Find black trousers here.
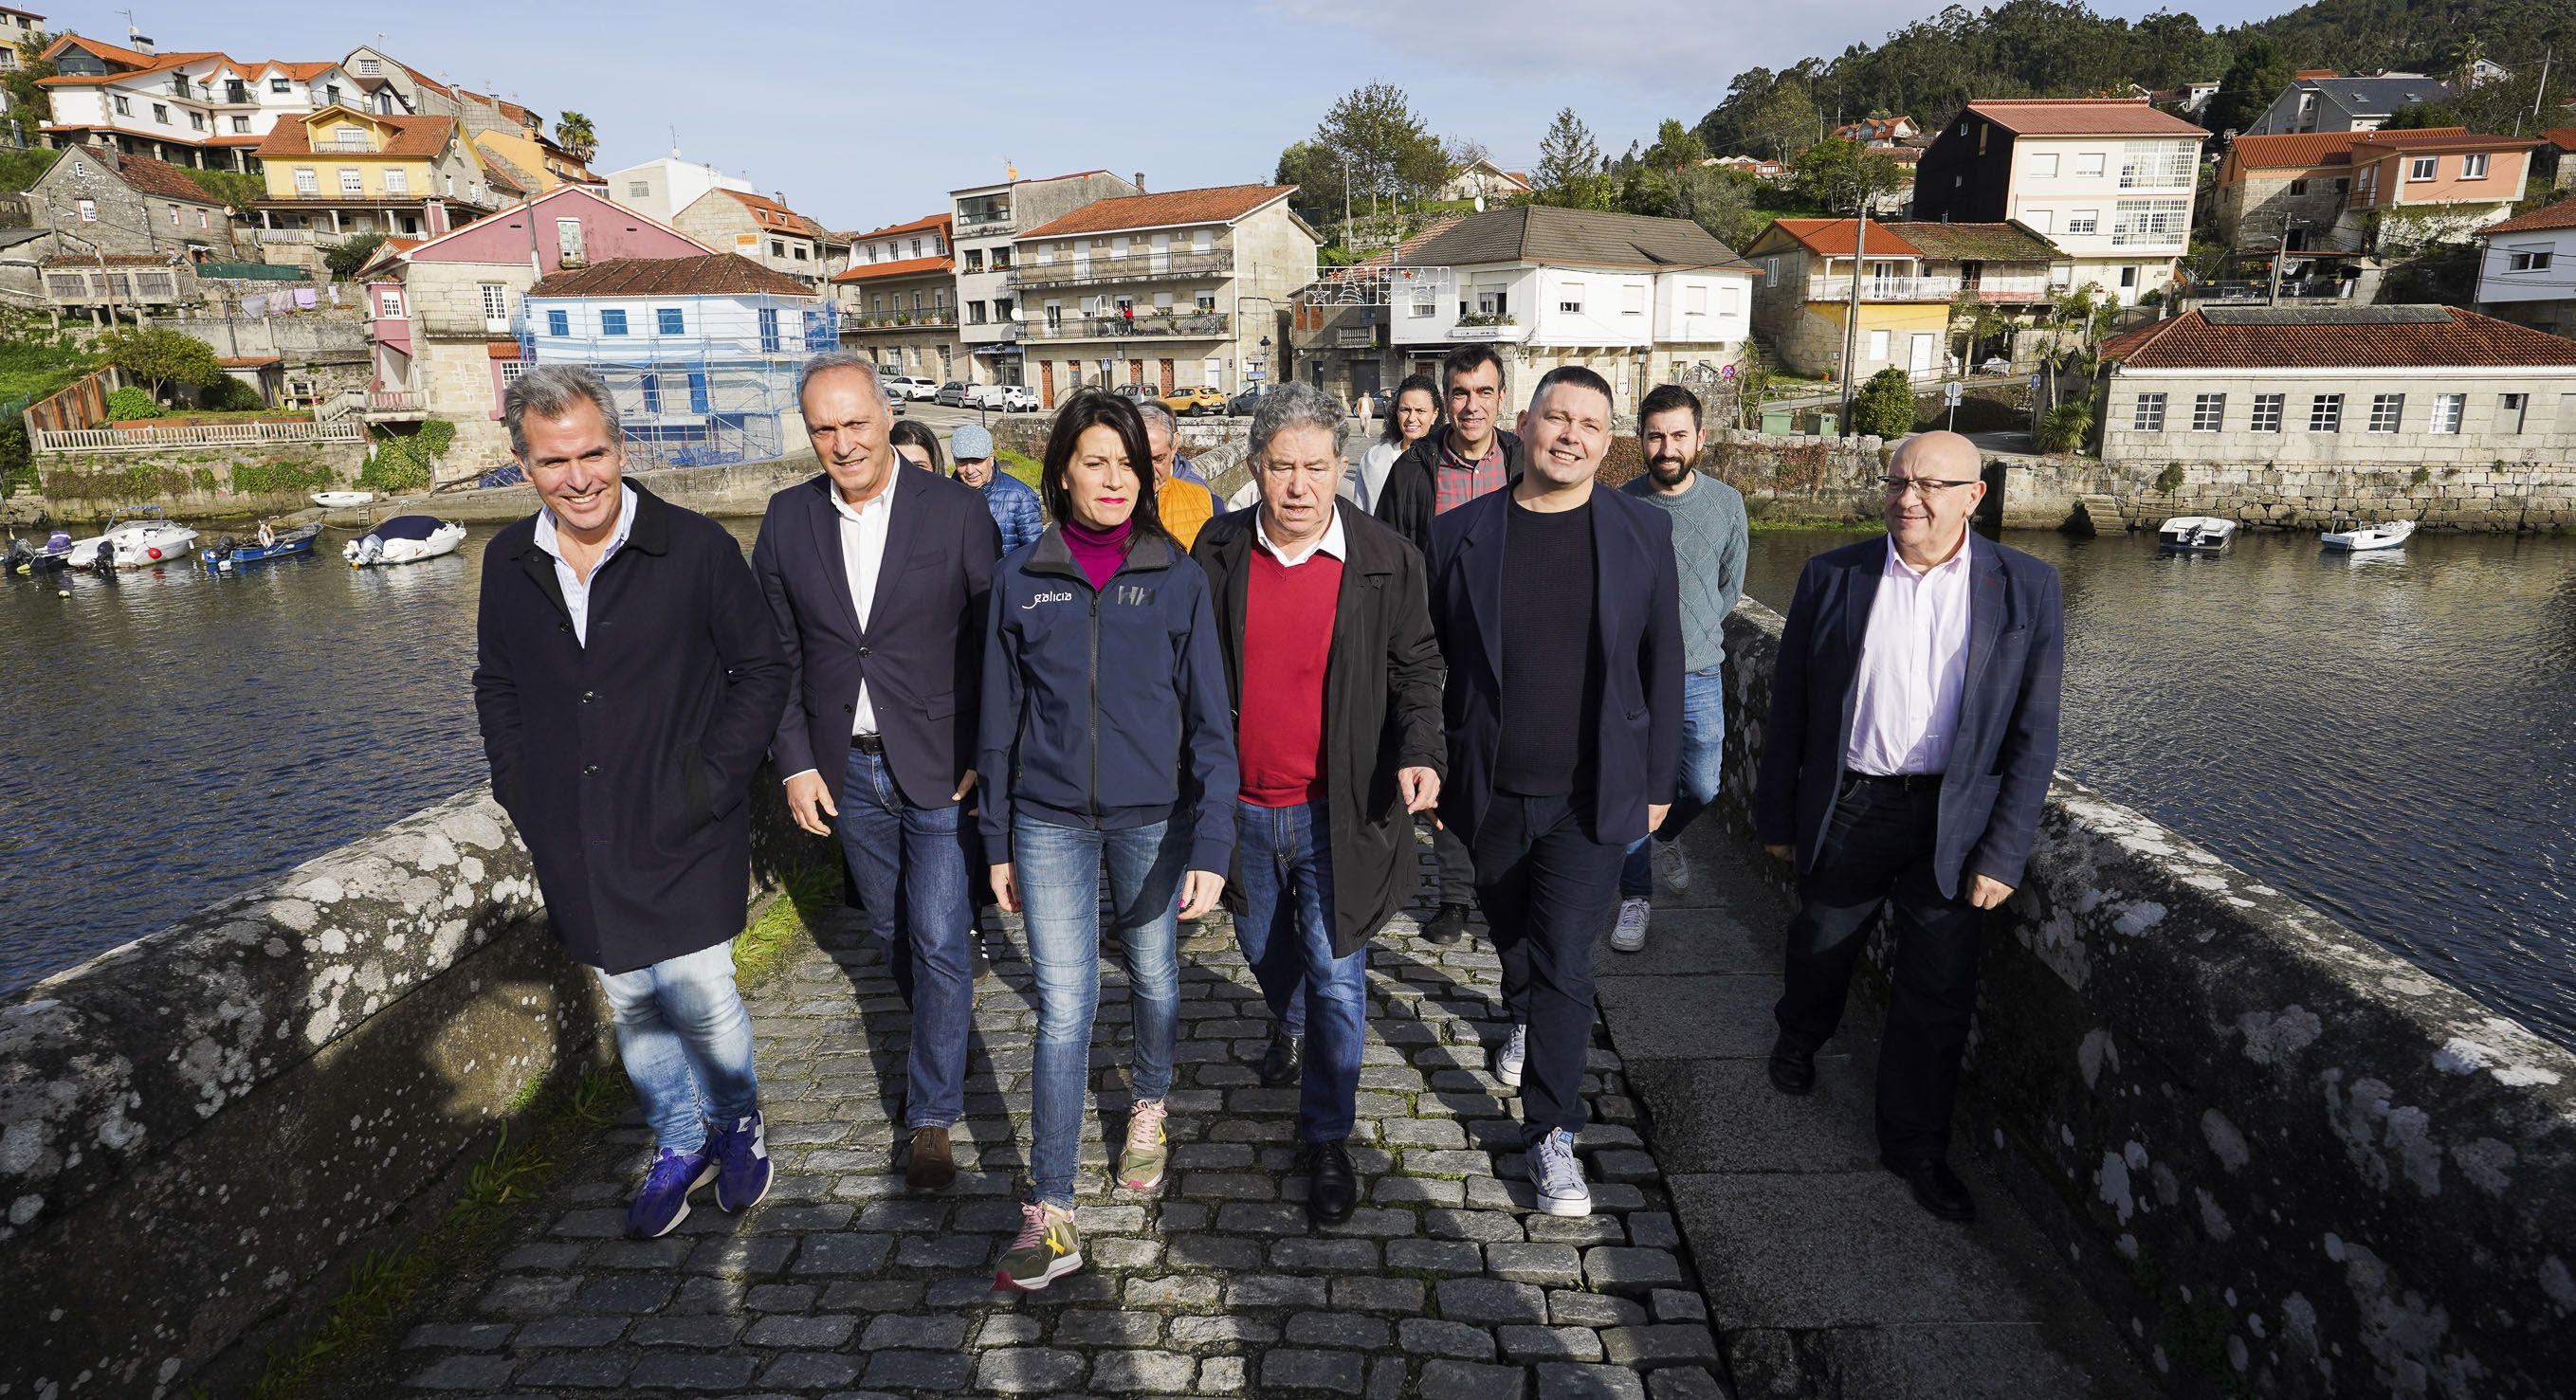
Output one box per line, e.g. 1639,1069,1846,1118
1473,792,1624,1144
1431,820,1477,906
1773,775,1984,1163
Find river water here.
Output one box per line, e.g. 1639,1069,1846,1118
4,518,2571,1046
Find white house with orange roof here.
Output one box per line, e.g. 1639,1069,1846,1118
672,187,844,288
832,212,961,385
35,34,354,172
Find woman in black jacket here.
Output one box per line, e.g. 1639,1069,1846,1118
977,391,1237,1291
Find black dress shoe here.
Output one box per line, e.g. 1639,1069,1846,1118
1259,1032,1303,1087
1301,1139,1358,1225
1767,1033,1816,1095
1885,1154,1976,1222
1421,902,1470,946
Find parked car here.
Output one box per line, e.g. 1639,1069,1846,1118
883,373,939,401
1227,384,1273,416
1157,385,1230,417
976,383,1040,412
935,381,976,408
1110,384,1156,404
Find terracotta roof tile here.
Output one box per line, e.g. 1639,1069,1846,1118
831,254,954,283
2101,305,2576,369
1020,184,1295,240
254,111,455,160
2480,196,2576,235
2224,127,2539,182
528,252,817,300
853,211,951,240
109,153,225,205
1760,218,1927,260
715,189,828,237
1965,99,2206,137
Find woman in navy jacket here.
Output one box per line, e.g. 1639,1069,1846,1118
978,391,1237,1291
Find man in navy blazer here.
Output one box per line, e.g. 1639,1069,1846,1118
1757,429,2063,1223
752,354,1001,1191
1427,365,1681,1219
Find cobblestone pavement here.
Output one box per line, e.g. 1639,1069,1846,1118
393,839,1727,1399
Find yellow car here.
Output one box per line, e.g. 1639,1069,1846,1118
1156,385,1231,417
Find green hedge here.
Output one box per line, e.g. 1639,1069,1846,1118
357,419,454,493
104,385,159,421
229,458,338,496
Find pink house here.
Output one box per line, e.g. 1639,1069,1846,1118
361,185,713,476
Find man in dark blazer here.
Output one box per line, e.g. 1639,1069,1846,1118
1192,381,1446,1224
1427,364,1681,1220
1758,429,2064,1224
752,354,1000,1192
472,365,789,1241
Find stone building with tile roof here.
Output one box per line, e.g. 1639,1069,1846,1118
672,188,846,290
2214,128,2543,254
1744,217,2060,381
24,146,243,262
831,213,961,387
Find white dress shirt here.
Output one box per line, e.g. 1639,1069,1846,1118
1253,500,1347,568
831,476,897,736
1845,531,1974,776
533,482,636,647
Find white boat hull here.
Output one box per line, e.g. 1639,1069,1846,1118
346,520,466,567
67,521,200,569
2321,519,2416,552
2156,516,2237,554
310,490,375,510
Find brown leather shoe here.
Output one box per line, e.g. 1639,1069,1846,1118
905,1125,957,1191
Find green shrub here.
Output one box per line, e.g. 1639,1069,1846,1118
356,419,455,493
2037,402,2092,454
201,376,265,411
104,385,160,421
1850,367,1917,440
229,458,338,495
2154,463,2186,494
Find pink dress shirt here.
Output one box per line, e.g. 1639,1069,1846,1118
1844,532,1974,776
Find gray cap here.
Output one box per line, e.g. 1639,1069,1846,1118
950,422,994,461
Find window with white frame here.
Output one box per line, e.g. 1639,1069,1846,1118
168,204,179,227
2309,393,2343,431
626,180,649,198
2191,393,2224,430
2250,393,2283,432
2408,156,2437,180
500,360,529,386
333,128,368,152
2118,141,2194,189
230,115,249,133
379,288,403,318
270,77,291,92
2074,152,2106,177
75,198,95,221
1763,256,1779,286
152,102,169,123
2029,152,2059,177
113,95,130,115
2499,392,2529,432
2367,393,2403,432
2462,153,2490,178
1867,328,1891,360
1621,284,1646,316
295,167,318,194
356,57,381,76
189,111,204,131
2111,200,2187,245
2132,392,2166,430
2430,393,2463,433
1195,291,1215,311
1409,291,1434,318
338,168,363,195
2065,209,2099,235
2505,246,2554,272
383,168,407,194
481,283,509,320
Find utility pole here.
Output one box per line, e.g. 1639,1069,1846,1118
2267,211,2295,305
1838,201,1868,437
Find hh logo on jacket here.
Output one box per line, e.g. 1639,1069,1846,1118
1113,583,1155,608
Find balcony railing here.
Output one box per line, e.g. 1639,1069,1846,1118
1803,273,2058,303
359,390,427,417
1021,311,1233,341
953,215,1015,240
845,310,959,330
1010,249,1233,292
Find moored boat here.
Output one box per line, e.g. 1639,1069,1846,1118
202,520,321,570
2321,518,2416,553
5,530,74,573
2156,516,2237,554
345,515,466,568
310,490,375,510
67,507,199,571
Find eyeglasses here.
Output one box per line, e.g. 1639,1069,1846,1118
1879,476,1979,499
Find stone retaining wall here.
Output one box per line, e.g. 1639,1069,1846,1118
0,781,814,1397
1998,459,2576,535
1715,600,2576,1398
35,441,370,522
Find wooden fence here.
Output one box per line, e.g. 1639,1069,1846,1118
23,367,128,435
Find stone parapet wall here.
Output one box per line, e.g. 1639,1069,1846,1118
1715,600,2576,1398
0,782,813,1397
34,441,369,522
1996,458,2576,534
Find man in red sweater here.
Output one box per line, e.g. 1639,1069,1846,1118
1191,381,1447,1223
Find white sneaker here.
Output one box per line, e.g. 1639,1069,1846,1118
1530,1127,1592,1217
1653,839,1690,892
1612,898,1651,954
1494,1024,1526,1089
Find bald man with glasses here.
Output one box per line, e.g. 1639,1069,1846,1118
1755,430,2063,1224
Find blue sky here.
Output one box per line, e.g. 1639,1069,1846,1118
56,0,2288,233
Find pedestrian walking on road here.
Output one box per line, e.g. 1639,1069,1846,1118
979,390,1237,1290
471,365,790,1241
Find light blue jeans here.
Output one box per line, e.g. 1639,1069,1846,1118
594,940,758,1155
1013,813,1187,1209
1622,668,1727,899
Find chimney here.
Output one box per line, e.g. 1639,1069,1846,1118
131,33,157,54
1134,171,1146,193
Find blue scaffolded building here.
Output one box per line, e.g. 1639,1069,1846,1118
518,252,836,468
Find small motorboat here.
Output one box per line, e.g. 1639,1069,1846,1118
203,520,321,571
5,530,74,574
2321,518,2416,553
311,490,375,510
346,514,466,568
68,507,199,571
2156,516,2237,555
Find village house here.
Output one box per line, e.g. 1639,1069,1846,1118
2474,197,2576,340
2241,70,2456,136
1745,217,2059,382
1011,183,1318,406
2094,304,2576,467
1387,204,1755,416
359,185,713,472
672,188,844,290
24,146,240,261
1435,158,1532,203
1910,98,2207,305
249,105,502,244
832,211,961,387
600,152,755,226
948,168,1140,389
1289,216,1462,409
36,34,348,173
2213,128,2541,256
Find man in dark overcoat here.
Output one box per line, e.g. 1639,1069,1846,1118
472,364,789,1240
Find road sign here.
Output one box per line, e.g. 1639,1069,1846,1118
1720,364,1739,380
1944,381,1964,405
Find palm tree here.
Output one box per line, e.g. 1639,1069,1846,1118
555,112,597,164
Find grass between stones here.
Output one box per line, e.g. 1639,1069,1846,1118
234,880,827,1400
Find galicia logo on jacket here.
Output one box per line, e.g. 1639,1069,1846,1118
1022,590,1074,609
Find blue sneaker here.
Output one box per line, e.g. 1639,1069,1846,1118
711,1111,772,1212
626,1145,717,1239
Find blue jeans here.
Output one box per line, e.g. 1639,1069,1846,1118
1014,813,1186,1209
833,746,975,1129
595,940,758,1155
1622,668,1727,899
1234,800,1367,1143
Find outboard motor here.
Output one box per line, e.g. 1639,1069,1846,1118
4,537,28,573
354,533,384,566
91,537,118,574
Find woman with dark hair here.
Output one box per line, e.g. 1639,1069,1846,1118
1350,373,1439,512
977,390,1237,1292
888,418,944,473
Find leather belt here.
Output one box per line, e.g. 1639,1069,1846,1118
1851,771,1942,793
850,732,886,755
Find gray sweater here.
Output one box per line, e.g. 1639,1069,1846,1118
1619,471,1747,673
